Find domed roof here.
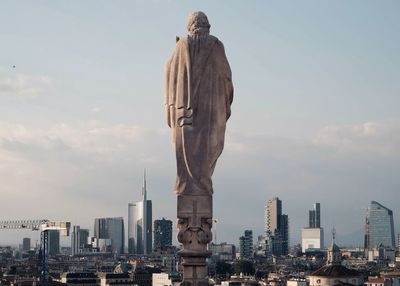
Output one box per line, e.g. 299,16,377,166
310,265,362,278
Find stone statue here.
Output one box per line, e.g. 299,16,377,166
165,11,233,286
165,11,233,196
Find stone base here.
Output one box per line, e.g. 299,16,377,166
177,194,212,286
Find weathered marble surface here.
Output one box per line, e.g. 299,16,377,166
165,11,233,197
165,11,233,286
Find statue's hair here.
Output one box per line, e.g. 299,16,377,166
187,11,210,36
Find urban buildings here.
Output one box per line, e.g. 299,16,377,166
22,237,30,252
308,231,363,286
302,202,324,253
48,230,60,256
153,218,172,249
239,230,253,259
398,233,400,252
364,201,395,249
302,228,324,253
128,172,153,254
209,242,236,261
93,217,125,254
265,197,289,256
71,225,90,255
309,203,321,228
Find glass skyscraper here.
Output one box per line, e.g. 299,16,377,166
309,203,321,228
365,201,395,249
94,217,125,254
128,171,152,255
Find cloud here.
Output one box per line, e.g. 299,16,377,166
313,120,400,158
0,119,399,246
91,107,101,113
0,73,52,97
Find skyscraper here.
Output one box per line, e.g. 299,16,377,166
239,230,253,259
264,197,289,256
154,218,173,249
48,230,60,256
309,203,321,228
302,202,324,252
364,201,395,249
93,217,125,254
128,171,153,254
22,237,31,252
71,226,90,255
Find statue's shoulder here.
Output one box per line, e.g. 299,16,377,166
208,35,219,42
176,36,188,45
208,35,223,48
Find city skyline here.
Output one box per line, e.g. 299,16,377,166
1,1,400,246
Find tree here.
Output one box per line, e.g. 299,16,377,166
234,260,255,276
216,261,233,278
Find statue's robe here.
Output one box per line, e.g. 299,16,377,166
165,35,233,195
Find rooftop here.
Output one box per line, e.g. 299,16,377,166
309,265,362,278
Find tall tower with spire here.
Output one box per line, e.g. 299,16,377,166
128,170,153,254
327,227,341,265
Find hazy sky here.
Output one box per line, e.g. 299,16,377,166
0,1,399,247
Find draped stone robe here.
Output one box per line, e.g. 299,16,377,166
165,34,233,196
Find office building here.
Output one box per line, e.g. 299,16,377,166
48,230,60,256
309,203,321,228
265,197,289,256
22,237,31,252
239,230,253,259
128,171,152,254
364,201,395,249
94,217,124,254
154,218,173,249
210,242,236,261
302,203,324,252
302,228,324,252
71,225,90,255
398,233,400,252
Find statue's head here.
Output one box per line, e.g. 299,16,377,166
187,11,210,37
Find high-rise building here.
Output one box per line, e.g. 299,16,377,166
128,171,152,254
302,228,324,252
265,197,289,256
210,242,236,261
239,230,253,259
398,233,400,252
71,226,90,255
364,201,395,249
48,230,60,256
302,202,324,252
309,203,321,228
22,237,31,252
154,218,173,249
93,217,125,254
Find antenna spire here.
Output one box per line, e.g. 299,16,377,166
142,169,147,201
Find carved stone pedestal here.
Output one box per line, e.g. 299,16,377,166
177,195,212,286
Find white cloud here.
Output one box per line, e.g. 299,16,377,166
91,107,101,113
0,73,52,97
1,119,399,246
313,120,400,157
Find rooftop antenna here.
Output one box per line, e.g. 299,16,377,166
142,169,147,201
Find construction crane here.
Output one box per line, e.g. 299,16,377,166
0,219,70,286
